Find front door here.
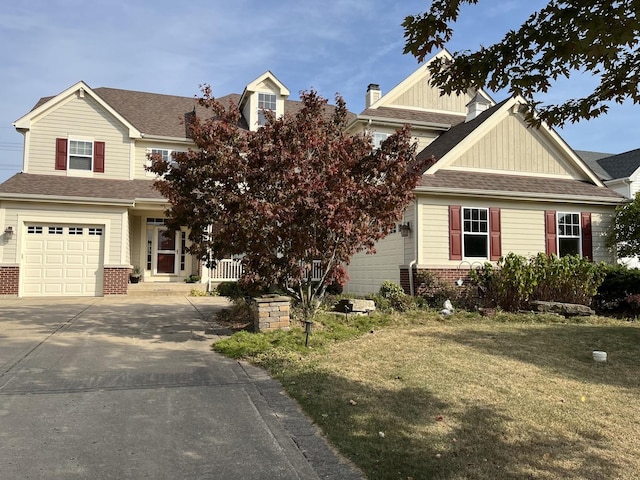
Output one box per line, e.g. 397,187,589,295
155,227,178,274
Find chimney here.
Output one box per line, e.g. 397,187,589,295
365,83,381,109
466,93,492,122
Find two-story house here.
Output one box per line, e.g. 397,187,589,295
0,71,306,297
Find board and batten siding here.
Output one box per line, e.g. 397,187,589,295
344,230,406,295
0,202,128,266
388,70,472,114
27,94,132,179
416,195,616,268
450,114,585,178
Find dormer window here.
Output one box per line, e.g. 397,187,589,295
258,93,276,126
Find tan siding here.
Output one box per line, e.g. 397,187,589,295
133,140,192,180
451,114,582,177
1,201,128,266
417,195,616,268
345,232,405,295
28,95,132,179
389,71,472,114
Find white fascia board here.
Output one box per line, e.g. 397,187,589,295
354,115,452,131
414,186,624,205
0,193,134,206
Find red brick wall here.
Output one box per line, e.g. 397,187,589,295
401,267,472,295
0,266,19,296
103,267,130,295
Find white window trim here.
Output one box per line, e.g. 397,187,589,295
373,132,390,149
146,148,184,177
257,92,277,126
557,211,582,257
68,138,94,171
462,206,489,259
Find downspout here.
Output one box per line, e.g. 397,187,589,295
408,199,419,296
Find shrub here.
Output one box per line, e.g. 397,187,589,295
378,280,414,312
415,270,461,309
184,274,201,283
472,253,607,312
216,281,250,300
595,264,640,312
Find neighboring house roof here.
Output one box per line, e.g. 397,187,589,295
0,173,165,203
417,170,623,203
27,85,353,140
593,148,640,180
576,150,614,181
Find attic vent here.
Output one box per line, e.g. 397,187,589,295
365,83,381,109
78,88,85,99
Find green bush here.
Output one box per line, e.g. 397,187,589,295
415,270,461,309
184,274,201,283
216,281,250,300
595,264,640,311
378,280,414,312
472,253,607,312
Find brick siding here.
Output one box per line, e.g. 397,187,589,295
0,265,19,296
103,267,130,295
400,267,473,295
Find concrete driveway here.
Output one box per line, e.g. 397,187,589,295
0,296,361,479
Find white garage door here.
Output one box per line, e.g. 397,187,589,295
22,224,105,296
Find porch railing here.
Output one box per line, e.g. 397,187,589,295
208,259,323,282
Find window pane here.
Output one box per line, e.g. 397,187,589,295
69,156,92,170
464,234,487,257
559,238,580,257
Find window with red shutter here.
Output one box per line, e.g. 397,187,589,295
581,212,593,261
489,208,501,260
545,210,557,256
55,138,68,170
449,205,462,261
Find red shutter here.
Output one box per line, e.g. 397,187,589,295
55,138,67,170
581,212,593,261
489,207,501,261
545,210,557,256
93,141,105,173
449,205,462,261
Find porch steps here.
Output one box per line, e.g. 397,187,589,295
127,282,207,297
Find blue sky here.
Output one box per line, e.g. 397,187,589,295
0,0,637,183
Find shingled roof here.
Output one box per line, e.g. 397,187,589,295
593,148,640,180
0,173,165,202
418,170,623,201
357,106,465,127
31,86,353,139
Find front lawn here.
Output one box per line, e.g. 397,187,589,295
214,311,640,479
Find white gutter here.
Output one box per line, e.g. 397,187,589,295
0,193,134,206
414,187,624,205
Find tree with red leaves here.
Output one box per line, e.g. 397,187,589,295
150,88,426,321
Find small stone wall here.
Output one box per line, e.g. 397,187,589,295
0,265,19,296
103,267,130,295
252,295,291,332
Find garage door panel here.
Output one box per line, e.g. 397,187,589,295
22,223,105,297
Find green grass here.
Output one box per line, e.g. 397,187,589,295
213,311,640,479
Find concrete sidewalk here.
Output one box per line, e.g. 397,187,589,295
0,296,362,479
